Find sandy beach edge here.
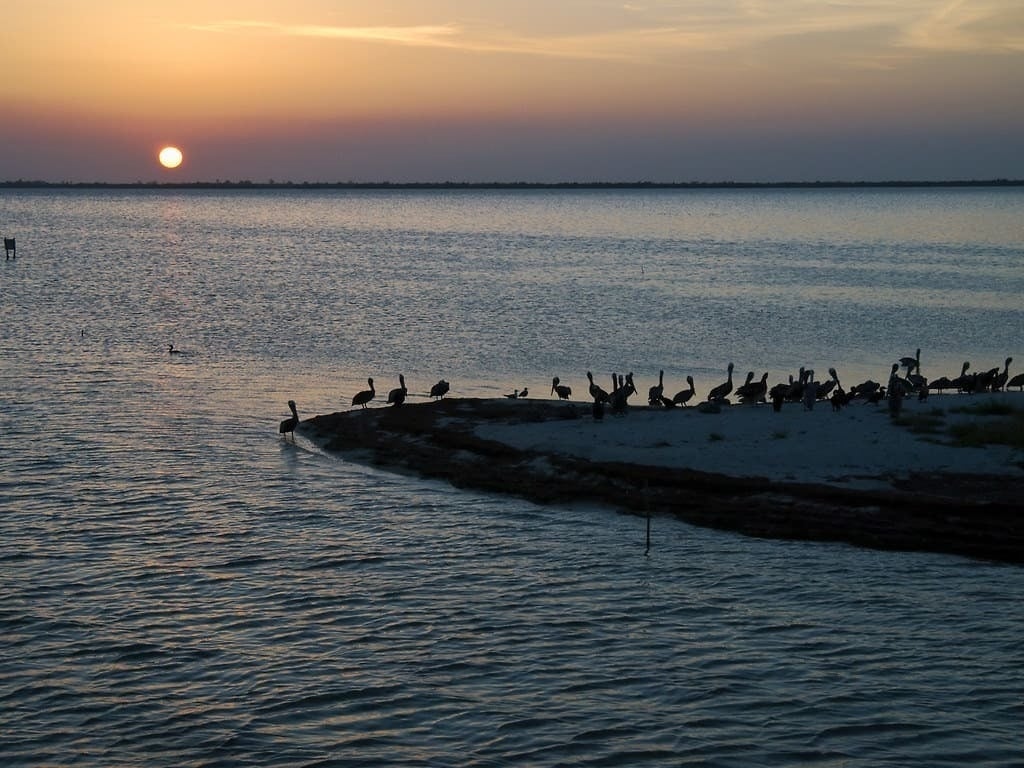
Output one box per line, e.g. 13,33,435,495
301,398,1024,565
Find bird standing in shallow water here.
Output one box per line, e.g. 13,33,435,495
352,378,376,408
279,400,299,440
387,374,407,407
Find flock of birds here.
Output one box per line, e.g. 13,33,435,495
277,350,1023,439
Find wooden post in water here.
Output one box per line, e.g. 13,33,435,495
3,237,14,260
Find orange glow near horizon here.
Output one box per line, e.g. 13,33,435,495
3,1,1023,182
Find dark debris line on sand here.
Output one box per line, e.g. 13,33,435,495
304,399,1024,565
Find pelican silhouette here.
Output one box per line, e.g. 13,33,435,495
672,376,696,406
991,357,1013,392
279,400,299,440
352,377,376,408
551,376,572,400
587,371,609,403
387,374,407,407
429,379,450,399
707,362,734,402
648,370,665,406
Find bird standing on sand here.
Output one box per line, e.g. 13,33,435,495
648,370,665,406
551,376,572,400
429,379,450,399
1007,369,1024,391
707,362,734,402
387,374,407,407
352,377,376,408
279,400,299,440
672,375,696,406
587,371,609,403
899,348,921,376
738,372,769,404
991,357,1012,392
950,361,972,393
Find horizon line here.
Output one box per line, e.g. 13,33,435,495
2,179,1022,190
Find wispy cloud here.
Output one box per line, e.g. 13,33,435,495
190,2,1024,63
190,20,461,48
897,0,1024,52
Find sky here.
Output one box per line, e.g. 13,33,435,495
3,0,1023,183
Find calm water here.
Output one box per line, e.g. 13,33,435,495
1,188,1023,767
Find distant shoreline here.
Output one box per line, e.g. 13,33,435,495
2,179,1022,191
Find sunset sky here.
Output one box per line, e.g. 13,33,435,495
4,0,1023,183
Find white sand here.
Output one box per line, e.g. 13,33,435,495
474,392,1024,490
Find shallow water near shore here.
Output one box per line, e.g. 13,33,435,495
2,187,1023,766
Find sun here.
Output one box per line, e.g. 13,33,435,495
158,146,183,169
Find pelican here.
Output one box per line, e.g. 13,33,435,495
429,379,450,399
672,375,696,406
387,374,407,407
352,377,375,408
950,361,972,393
739,372,769,404
785,367,807,402
818,367,840,400
551,376,572,400
707,362,734,402
647,370,665,406
992,357,1013,392
610,372,636,414
586,371,609,403
732,371,756,400
899,348,921,375
1007,370,1024,391
279,400,299,440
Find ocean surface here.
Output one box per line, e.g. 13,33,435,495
1,187,1022,767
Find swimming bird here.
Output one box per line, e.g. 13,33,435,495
586,371,609,403
648,370,665,406
551,376,572,400
387,374,407,407
279,400,299,440
352,377,375,408
168,344,184,355
429,379,450,399
707,362,734,402
672,375,696,406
